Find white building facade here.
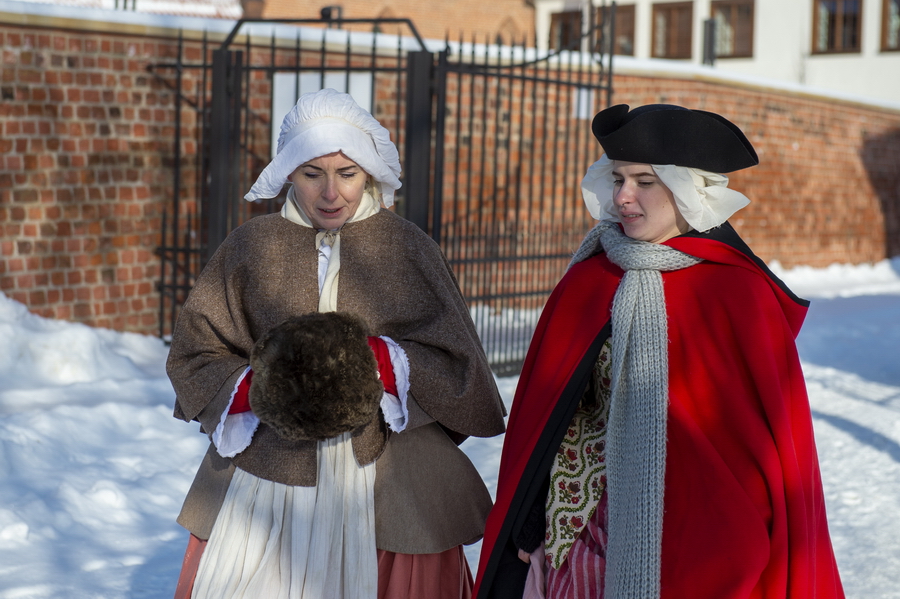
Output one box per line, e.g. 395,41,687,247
534,0,900,103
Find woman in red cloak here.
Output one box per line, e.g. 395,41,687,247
473,104,845,599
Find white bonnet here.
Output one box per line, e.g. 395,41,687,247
580,154,751,232
244,88,402,207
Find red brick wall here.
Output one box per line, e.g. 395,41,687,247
1,22,187,333
2,18,899,338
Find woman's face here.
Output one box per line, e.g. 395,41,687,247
289,151,369,230
612,161,691,244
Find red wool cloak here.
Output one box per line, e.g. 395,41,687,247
474,224,844,599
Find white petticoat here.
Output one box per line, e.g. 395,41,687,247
191,432,378,599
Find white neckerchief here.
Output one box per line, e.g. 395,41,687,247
282,187,380,312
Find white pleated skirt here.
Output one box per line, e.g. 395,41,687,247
191,432,378,599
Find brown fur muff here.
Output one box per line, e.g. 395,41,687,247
249,311,383,441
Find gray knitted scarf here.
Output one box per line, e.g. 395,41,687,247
570,220,702,598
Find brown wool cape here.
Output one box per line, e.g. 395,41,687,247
167,209,507,554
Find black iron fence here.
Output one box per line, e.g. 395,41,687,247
149,13,615,374
432,42,611,373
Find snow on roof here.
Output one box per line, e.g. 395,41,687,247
14,0,242,19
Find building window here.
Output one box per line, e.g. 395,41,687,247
652,2,694,59
712,0,754,57
813,0,862,53
883,0,900,50
550,10,583,50
598,4,636,55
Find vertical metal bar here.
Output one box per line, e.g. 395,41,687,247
434,39,447,258
206,49,228,266
536,54,552,296
560,53,575,251
525,36,541,324
270,29,276,81
511,40,526,369
572,55,586,241
403,51,434,235
190,31,207,310
460,32,485,343
549,51,565,267
295,31,301,100
703,19,716,65
231,47,244,240
394,34,403,187
559,59,570,250
344,32,351,93
450,42,464,268
319,29,327,90
463,34,477,306
514,35,531,368
268,31,278,215
206,48,242,265
607,2,616,106
476,36,492,358
490,42,507,362
267,30,280,216
173,30,183,261
369,26,377,114
239,35,251,227
431,51,448,243
159,206,167,338
197,30,209,276
498,43,516,367
179,208,192,333
588,2,596,57
167,31,184,338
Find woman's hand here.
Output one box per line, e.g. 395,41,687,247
517,548,532,564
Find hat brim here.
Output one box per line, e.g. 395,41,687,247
591,104,758,173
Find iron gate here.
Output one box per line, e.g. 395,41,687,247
431,42,613,374
150,13,615,374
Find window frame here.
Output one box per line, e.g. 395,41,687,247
651,1,694,59
549,9,584,51
882,0,900,51
812,0,863,55
598,3,637,56
711,0,755,58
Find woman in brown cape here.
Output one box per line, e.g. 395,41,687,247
168,88,506,599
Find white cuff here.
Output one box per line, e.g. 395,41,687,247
379,336,410,433
212,367,260,458
380,392,405,432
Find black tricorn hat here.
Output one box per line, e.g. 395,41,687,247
591,104,759,173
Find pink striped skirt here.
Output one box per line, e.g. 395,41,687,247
525,491,608,599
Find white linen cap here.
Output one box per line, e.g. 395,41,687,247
580,154,750,232
244,88,402,207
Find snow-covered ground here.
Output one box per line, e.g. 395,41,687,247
1,257,899,598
